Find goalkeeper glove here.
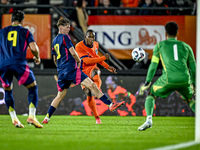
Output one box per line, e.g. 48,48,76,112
139,81,151,96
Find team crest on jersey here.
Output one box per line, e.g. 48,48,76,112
95,49,98,54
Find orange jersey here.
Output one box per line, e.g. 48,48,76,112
75,41,109,77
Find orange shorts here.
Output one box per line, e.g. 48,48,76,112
81,66,100,90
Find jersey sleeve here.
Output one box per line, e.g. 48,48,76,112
82,56,107,65
187,44,196,86
99,61,109,69
52,44,56,55
27,29,35,44
64,35,74,50
146,43,160,82
75,42,108,67
75,43,88,58
93,42,109,68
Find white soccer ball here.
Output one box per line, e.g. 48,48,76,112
131,47,146,62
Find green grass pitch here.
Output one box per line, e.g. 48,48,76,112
0,115,199,150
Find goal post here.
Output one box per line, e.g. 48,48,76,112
195,1,200,142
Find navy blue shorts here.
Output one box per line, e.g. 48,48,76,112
57,67,88,91
0,64,36,88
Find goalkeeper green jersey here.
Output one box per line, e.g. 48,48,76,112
146,38,196,86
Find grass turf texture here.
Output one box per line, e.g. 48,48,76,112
0,115,199,150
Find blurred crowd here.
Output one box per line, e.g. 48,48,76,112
65,0,197,15
64,0,196,34
0,0,197,15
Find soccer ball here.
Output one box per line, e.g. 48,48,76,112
131,47,146,62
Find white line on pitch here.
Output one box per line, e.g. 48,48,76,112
147,141,200,150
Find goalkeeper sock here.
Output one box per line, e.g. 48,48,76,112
87,96,99,118
188,99,195,113
145,95,155,117
46,105,56,118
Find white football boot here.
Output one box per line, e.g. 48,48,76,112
138,117,153,131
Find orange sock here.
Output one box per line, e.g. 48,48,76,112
93,74,102,89
87,96,99,118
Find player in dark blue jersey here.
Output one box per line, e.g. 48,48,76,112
0,10,43,128
42,18,125,124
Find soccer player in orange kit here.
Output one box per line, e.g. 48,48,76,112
75,29,125,124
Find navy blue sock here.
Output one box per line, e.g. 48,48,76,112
99,95,112,105
47,105,56,118
5,90,14,109
28,86,38,108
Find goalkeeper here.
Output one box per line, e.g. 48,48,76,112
138,21,196,131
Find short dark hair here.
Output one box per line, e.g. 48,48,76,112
85,29,94,35
57,18,70,27
165,21,179,36
11,10,25,22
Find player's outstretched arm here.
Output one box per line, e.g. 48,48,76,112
29,42,40,65
83,53,110,65
83,56,107,65
107,66,117,74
